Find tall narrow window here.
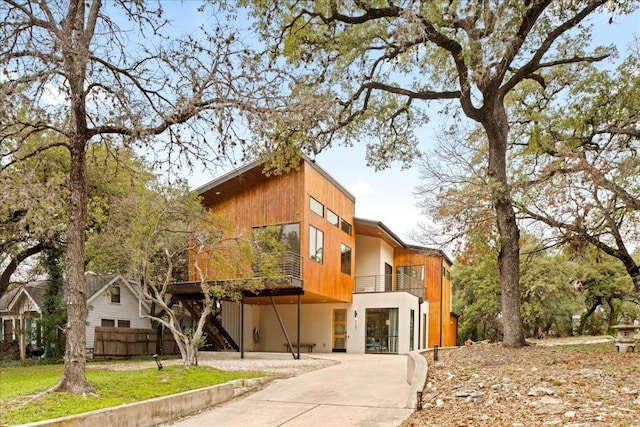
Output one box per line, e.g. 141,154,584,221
110,285,121,303
309,226,324,263
340,244,352,275
310,197,324,217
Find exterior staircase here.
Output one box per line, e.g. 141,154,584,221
179,299,239,351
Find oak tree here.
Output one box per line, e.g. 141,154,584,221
0,1,291,392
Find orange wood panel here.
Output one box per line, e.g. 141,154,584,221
301,163,355,303
190,160,356,303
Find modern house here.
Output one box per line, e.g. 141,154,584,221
171,156,457,355
0,273,152,355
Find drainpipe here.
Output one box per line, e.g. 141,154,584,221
439,257,443,348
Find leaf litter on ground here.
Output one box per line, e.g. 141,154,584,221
404,338,640,427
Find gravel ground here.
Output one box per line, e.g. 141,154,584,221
88,352,338,378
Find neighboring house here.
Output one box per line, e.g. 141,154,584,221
171,156,457,355
0,273,152,354
0,281,46,348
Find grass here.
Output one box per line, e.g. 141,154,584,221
0,359,263,425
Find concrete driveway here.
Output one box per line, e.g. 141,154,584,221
165,353,415,427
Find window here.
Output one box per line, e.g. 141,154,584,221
309,225,324,263
340,244,352,275
340,219,352,236
101,319,115,327
253,223,300,254
118,320,131,328
327,209,339,227
310,197,324,217
410,309,415,351
365,308,399,354
110,285,121,303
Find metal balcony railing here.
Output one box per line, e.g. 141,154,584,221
253,251,303,281
354,273,424,300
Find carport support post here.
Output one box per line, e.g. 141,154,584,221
297,294,301,360
270,296,297,359
240,298,244,359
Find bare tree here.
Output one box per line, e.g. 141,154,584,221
0,1,294,393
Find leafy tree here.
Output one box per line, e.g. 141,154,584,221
519,243,582,338
513,54,640,292
39,249,67,358
243,0,637,346
116,187,287,367
0,1,296,392
566,249,635,334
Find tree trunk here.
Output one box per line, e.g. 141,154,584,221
54,139,95,394
483,105,527,348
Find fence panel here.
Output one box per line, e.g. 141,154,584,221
93,327,178,358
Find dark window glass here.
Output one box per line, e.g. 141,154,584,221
111,286,121,303
340,219,352,235
118,320,131,328
101,319,115,327
340,244,352,275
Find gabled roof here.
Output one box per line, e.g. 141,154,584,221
195,155,356,203
0,274,150,315
4,281,47,313
86,273,150,312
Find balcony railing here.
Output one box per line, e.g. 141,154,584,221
354,273,424,301
170,251,303,295
252,251,303,281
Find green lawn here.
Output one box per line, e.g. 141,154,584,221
0,361,263,425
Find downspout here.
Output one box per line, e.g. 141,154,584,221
439,257,443,348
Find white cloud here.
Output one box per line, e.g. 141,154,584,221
348,179,375,197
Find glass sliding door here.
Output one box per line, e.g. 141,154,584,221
365,308,399,354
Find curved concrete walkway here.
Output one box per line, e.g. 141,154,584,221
164,353,415,427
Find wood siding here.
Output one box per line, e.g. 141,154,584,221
302,163,355,303
393,248,456,348
196,161,356,303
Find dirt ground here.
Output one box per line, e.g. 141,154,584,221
404,337,640,427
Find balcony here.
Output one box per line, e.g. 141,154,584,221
354,273,424,301
169,251,303,296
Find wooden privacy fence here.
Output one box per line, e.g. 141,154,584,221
93,327,179,358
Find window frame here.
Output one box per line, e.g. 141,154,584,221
310,197,324,217
110,285,121,303
327,209,339,227
340,219,352,236
340,243,352,275
101,319,115,327
309,225,324,264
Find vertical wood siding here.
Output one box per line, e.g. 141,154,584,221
302,163,355,302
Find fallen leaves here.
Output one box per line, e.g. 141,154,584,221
405,340,640,426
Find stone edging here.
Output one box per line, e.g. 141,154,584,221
18,377,270,427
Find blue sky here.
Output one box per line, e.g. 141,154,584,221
187,7,640,249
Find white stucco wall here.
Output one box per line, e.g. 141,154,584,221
354,235,394,276
350,293,423,354
86,282,151,350
254,302,345,353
